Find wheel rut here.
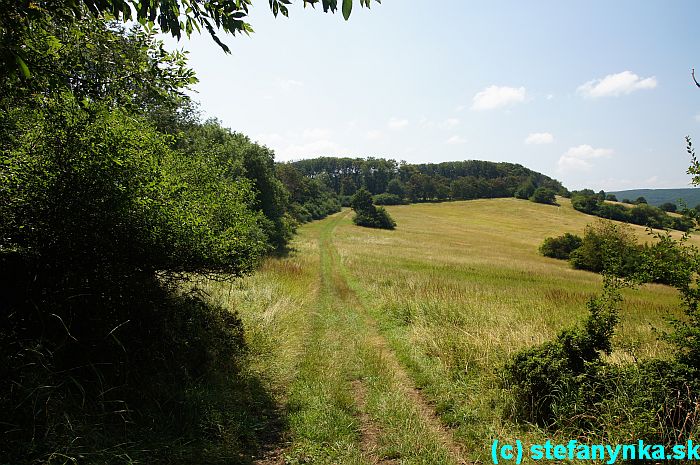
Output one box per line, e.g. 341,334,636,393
323,212,470,465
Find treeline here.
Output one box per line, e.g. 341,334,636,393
570,189,694,231
284,157,567,205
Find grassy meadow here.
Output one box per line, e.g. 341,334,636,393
200,197,692,464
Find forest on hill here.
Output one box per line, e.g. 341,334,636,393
286,157,567,203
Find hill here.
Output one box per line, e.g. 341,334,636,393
608,188,700,207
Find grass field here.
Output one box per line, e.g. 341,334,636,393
199,197,692,464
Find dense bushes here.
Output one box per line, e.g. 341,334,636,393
539,233,582,259
351,188,396,229
276,163,341,224
373,192,406,205
530,187,557,205
540,221,693,285
503,278,621,426
0,17,291,463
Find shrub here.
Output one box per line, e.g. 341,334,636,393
530,187,557,205
661,202,677,213
502,277,621,426
569,221,641,276
373,193,405,205
351,188,396,230
539,233,583,260
629,203,668,229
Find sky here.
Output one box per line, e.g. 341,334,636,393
162,0,700,191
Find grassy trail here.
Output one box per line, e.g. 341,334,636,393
271,211,467,464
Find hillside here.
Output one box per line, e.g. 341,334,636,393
609,188,700,207
202,197,691,464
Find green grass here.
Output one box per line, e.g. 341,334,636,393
203,197,691,464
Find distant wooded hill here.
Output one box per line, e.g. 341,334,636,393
608,188,700,208
283,157,566,202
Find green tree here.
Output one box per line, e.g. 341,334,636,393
530,187,557,205
350,188,396,230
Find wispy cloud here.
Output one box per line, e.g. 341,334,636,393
446,135,467,145
472,85,527,110
443,118,460,129
558,144,613,172
302,128,332,140
525,132,554,145
275,78,304,90
577,71,656,98
366,130,383,140
388,117,409,129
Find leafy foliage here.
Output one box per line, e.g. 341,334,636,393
570,189,693,232
351,188,396,229
530,187,557,205
290,157,567,202
539,233,582,260
502,276,622,426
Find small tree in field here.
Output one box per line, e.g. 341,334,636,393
351,188,396,230
530,187,557,205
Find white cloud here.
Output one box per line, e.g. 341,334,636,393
577,71,657,98
255,132,284,146
546,94,554,100
557,144,613,173
277,139,347,161
446,135,467,145
525,132,554,145
388,117,409,129
443,118,460,129
275,78,304,90
302,128,332,140
472,85,527,110
366,130,383,140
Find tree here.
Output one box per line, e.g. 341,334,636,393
350,188,396,230
635,196,648,204
530,187,557,205
660,202,678,213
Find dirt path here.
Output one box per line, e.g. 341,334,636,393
253,211,470,464
323,212,469,464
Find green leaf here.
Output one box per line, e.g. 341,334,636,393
342,0,352,19
15,55,30,78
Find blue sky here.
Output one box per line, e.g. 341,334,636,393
163,0,700,191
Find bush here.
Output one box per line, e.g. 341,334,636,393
373,193,405,205
661,202,677,213
569,221,642,276
539,233,583,260
502,278,621,426
629,203,668,229
530,187,557,205
351,188,396,230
